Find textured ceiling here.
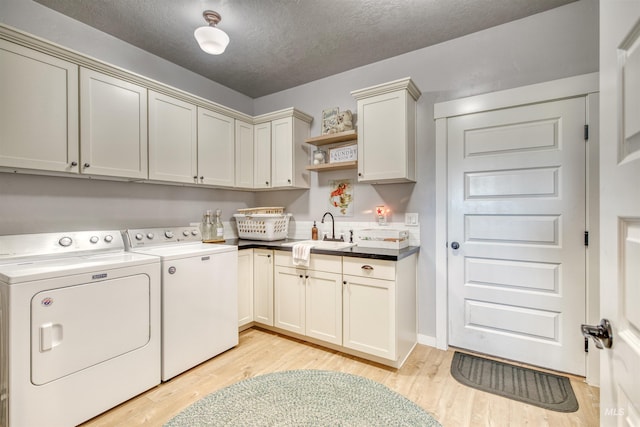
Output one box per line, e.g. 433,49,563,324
33,0,577,98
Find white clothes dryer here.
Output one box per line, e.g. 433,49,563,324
124,227,238,381
0,230,161,427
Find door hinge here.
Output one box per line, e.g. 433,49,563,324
584,231,589,247
584,124,589,141
584,337,589,353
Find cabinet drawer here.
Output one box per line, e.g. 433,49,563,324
274,251,341,272
343,257,395,281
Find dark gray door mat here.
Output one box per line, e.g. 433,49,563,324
450,351,579,412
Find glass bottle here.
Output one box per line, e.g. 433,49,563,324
201,210,214,242
213,208,224,241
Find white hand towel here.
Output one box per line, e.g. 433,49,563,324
292,243,314,267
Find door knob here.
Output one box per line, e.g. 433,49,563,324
451,241,460,250
581,318,613,349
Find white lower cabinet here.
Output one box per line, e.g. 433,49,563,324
238,249,254,328
342,255,417,365
274,252,342,345
253,249,274,326
238,248,417,368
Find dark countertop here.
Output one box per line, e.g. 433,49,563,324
224,238,420,261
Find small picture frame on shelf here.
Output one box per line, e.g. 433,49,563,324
321,107,339,135
329,144,357,163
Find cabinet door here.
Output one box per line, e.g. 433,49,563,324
274,265,306,335
235,119,254,189
343,274,396,360
306,270,342,345
253,249,274,326
271,117,294,188
0,41,79,173
80,68,147,179
198,107,235,187
357,90,414,183
148,91,197,183
254,122,271,188
238,249,254,327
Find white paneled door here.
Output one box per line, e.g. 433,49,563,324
448,97,587,375
599,2,640,425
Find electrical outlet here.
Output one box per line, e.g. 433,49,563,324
405,213,419,226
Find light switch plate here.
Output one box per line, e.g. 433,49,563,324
405,213,419,226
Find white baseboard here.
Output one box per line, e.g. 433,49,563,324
417,333,437,348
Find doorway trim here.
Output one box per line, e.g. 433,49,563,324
433,72,600,384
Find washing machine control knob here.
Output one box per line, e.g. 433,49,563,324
89,236,99,244
135,233,144,241
165,231,174,239
104,235,113,243
59,237,72,247
183,230,190,237
147,233,154,240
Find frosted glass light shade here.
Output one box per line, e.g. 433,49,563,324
194,26,230,55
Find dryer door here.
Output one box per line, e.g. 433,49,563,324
31,274,151,385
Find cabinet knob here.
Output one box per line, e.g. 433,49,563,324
83,163,90,168
343,280,347,285
193,176,198,180
265,181,269,186
358,172,362,177
287,179,291,184
299,274,303,278
200,176,204,180
70,161,78,167
305,275,309,279
451,241,460,250
361,265,374,271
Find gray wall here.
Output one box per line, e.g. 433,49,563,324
253,0,599,339
0,0,598,341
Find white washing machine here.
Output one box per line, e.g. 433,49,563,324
124,226,238,381
0,230,161,427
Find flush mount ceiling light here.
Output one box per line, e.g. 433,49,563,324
194,10,229,55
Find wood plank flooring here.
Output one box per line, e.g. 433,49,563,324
81,328,600,426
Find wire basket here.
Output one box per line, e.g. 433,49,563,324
237,207,285,215
233,213,291,241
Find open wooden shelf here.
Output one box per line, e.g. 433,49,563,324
305,130,357,146
306,161,357,172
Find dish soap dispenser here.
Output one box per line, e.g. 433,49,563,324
311,221,318,240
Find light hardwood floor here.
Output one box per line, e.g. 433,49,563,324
81,328,600,426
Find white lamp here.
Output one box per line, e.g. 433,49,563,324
194,10,229,55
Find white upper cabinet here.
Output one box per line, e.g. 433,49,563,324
254,108,312,190
80,68,148,179
253,122,272,189
0,29,312,191
0,40,79,173
351,78,421,183
197,107,235,187
148,91,197,184
235,119,254,189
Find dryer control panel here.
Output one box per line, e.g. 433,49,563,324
0,230,124,260
124,227,202,249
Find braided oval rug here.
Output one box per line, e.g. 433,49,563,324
164,369,441,426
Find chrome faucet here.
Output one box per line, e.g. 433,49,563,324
321,212,344,242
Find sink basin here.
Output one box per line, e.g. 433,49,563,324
281,240,356,250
